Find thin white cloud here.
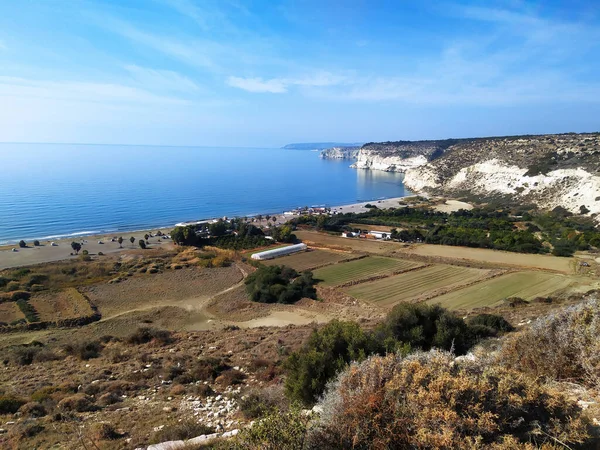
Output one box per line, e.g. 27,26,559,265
0,76,189,106
227,72,347,93
124,65,200,93
227,76,287,93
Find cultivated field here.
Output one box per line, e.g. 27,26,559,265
313,256,423,287
429,271,575,310
0,302,25,324
402,244,574,273
29,288,95,322
262,249,355,272
345,265,490,307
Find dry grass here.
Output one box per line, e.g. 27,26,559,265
29,288,94,322
311,350,591,449
0,302,25,324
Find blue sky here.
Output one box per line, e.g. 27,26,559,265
0,0,599,147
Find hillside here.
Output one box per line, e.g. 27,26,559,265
350,133,600,218
319,146,360,160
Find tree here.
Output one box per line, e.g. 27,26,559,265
129,236,135,247
139,239,146,249
71,242,82,254
33,240,40,247
144,234,150,242
18,240,26,248
117,237,123,248
257,214,263,222
265,215,271,222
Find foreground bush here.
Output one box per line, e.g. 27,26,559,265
500,298,600,387
126,327,173,346
285,320,377,405
309,351,590,449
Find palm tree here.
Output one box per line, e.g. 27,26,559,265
71,241,81,254
117,237,123,248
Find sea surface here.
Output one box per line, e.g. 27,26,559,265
0,143,411,244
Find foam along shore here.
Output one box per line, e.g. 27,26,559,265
0,228,175,270
0,195,415,270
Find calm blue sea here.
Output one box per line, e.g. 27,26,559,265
0,143,410,244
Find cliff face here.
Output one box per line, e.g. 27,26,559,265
402,133,600,217
320,146,360,160
350,140,455,171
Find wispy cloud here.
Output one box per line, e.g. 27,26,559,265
227,72,347,93
124,65,201,93
0,76,189,106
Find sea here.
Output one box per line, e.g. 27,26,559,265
0,143,411,244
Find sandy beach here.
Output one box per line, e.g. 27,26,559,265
0,195,416,270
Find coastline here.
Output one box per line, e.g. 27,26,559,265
0,195,412,270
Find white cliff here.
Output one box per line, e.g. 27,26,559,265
319,147,360,160
350,149,429,172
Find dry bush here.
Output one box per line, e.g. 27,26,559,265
189,357,230,382
57,394,95,412
7,420,44,442
309,350,591,449
0,395,26,414
499,298,600,387
170,384,187,395
63,340,103,360
151,419,214,443
188,383,214,398
97,392,122,406
18,401,47,418
239,385,289,419
91,422,122,441
126,327,174,346
215,369,246,387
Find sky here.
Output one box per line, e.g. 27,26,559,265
0,0,599,147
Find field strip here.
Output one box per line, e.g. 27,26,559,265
427,271,575,310
335,264,431,288
313,256,424,287
344,265,491,307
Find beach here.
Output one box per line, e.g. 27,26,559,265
0,195,412,270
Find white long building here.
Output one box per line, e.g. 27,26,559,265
251,243,307,260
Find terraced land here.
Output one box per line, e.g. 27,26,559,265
313,256,423,287
428,271,574,311
262,249,355,272
29,287,95,321
0,302,25,324
345,265,489,307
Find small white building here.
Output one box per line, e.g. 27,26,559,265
251,243,307,260
369,231,390,240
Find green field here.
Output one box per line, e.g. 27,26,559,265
427,271,574,310
313,256,423,287
345,265,488,307
262,249,355,272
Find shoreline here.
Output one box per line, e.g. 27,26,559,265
0,195,413,270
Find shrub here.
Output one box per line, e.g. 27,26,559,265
16,299,39,322
151,420,214,443
33,240,40,246
500,298,600,387
19,240,26,248
11,291,31,301
215,369,246,386
0,276,9,288
139,239,146,249
375,302,478,355
97,392,122,406
8,344,44,366
57,394,94,412
285,320,378,405
18,401,47,417
466,313,514,333
30,386,60,403
229,407,311,450
6,281,20,291
27,274,48,286
92,422,121,440
82,249,89,255
190,357,230,381
309,351,591,449
245,265,317,304
126,327,173,346
239,385,288,419
0,395,26,414
63,340,103,360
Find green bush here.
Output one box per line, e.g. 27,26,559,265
18,240,26,248
16,299,39,322
229,407,311,450
33,240,40,247
467,313,514,333
375,302,477,355
245,265,317,304
285,320,378,405
6,281,20,292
